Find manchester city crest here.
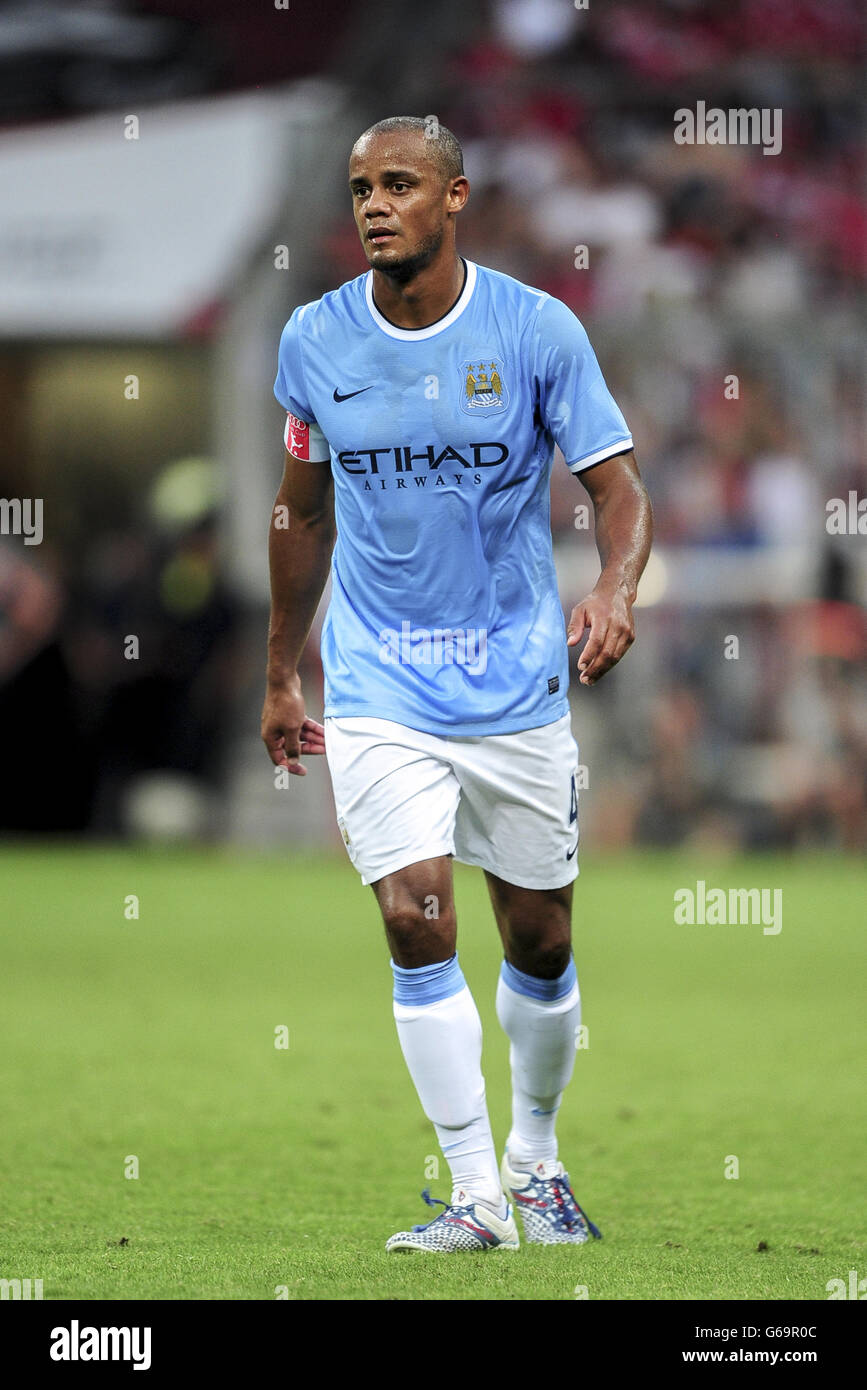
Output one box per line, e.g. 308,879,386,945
460,357,508,414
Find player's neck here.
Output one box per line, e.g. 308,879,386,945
371,252,466,330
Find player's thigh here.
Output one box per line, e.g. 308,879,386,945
323,715,461,888
452,713,581,892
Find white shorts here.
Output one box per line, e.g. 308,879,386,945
323,713,581,891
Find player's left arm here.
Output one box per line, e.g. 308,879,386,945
567,449,653,686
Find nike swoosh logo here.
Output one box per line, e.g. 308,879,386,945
333,386,373,402
565,842,578,860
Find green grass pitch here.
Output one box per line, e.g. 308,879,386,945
1,845,863,1301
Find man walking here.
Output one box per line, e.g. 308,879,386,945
262,116,652,1252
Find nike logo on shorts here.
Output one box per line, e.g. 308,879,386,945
565,841,578,860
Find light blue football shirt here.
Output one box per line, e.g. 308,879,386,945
273,259,632,736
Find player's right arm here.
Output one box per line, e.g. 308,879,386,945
261,446,335,776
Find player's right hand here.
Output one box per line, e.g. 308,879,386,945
261,677,326,777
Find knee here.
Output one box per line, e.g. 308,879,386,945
505,921,572,980
381,899,456,967
381,901,426,950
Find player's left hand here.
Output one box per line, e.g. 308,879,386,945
566,587,635,686
298,716,326,755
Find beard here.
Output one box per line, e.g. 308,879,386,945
369,224,444,284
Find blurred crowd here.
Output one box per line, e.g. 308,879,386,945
1,0,864,848
0,468,240,836
321,0,864,549
313,0,867,852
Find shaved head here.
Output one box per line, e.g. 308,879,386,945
348,115,469,294
352,116,464,189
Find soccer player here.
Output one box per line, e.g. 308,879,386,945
262,116,652,1252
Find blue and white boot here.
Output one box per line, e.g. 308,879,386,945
501,1153,602,1245
386,1188,520,1253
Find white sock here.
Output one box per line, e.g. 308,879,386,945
392,955,504,1211
496,957,581,1167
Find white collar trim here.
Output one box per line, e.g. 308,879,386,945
364,259,477,340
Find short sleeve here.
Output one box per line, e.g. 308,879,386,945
274,305,330,461
534,296,632,473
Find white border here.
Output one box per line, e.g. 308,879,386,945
568,438,634,473
364,259,477,340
